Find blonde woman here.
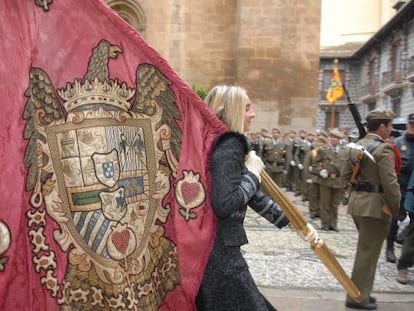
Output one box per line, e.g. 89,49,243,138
196,86,289,311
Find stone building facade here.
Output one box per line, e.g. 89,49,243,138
318,0,414,133
105,0,322,133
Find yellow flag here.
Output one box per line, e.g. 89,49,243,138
326,59,344,103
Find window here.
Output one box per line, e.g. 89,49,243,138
367,101,376,111
392,98,401,117
391,41,402,82
368,58,378,94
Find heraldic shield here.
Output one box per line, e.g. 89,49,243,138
22,40,189,310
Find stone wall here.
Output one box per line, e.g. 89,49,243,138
106,0,322,133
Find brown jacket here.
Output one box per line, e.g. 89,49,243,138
341,133,401,219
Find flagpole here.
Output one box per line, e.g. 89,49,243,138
330,59,338,129
330,102,336,129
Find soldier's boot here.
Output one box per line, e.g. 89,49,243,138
385,245,396,263
397,268,408,284
396,224,409,245
385,238,396,263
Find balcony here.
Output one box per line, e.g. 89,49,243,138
407,58,414,82
382,70,405,98
382,70,402,86
359,83,379,103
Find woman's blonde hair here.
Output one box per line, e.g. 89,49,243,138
205,85,249,132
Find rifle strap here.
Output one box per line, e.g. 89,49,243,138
348,139,382,190
364,139,382,155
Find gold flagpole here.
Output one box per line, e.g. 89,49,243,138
261,172,362,303
330,104,336,129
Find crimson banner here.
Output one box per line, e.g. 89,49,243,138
0,1,225,310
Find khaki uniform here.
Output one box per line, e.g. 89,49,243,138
294,138,312,199
250,136,264,159
310,144,346,230
264,139,286,187
304,146,319,217
342,133,401,304
284,138,295,191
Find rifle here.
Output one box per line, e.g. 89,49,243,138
343,83,366,139
342,83,366,205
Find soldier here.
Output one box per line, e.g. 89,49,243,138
339,128,349,146
261,132,273,162
294,130,310,198
310,129,346,231
284,129,297,192
301,132,316,202
264,128,286,187
305,135,327,218
250,132,264,158
342,109,401,310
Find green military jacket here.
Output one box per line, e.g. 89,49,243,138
341,133,401,219
310,144,346,189
264,140,286,173
294,139,311,167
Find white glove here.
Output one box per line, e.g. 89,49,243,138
245,150,265,182
290,160,296,167
297,163,304,170
319,169,328,179
306,179,313,184
309,166,313,172
283,170,288,175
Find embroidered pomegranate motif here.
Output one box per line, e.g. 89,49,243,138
175,170,206,220
111,230,130,254
182,181,200,205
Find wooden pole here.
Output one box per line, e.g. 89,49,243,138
261,172,362,302
330,104,336,129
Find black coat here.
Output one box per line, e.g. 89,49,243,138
196,132,287,311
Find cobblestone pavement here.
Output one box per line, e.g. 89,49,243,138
242,190,414,310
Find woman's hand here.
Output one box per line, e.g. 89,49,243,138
245,150,265,182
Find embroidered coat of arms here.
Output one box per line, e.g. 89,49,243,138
22,39,205,310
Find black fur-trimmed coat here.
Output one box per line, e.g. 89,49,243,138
196,132,288,311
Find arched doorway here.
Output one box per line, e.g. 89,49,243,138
106,0,146,35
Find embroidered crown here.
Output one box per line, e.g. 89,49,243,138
58,78,135,112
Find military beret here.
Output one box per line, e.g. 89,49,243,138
317,135,328,143
329,129,343,139
366,109,395,121
316,130,328,138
